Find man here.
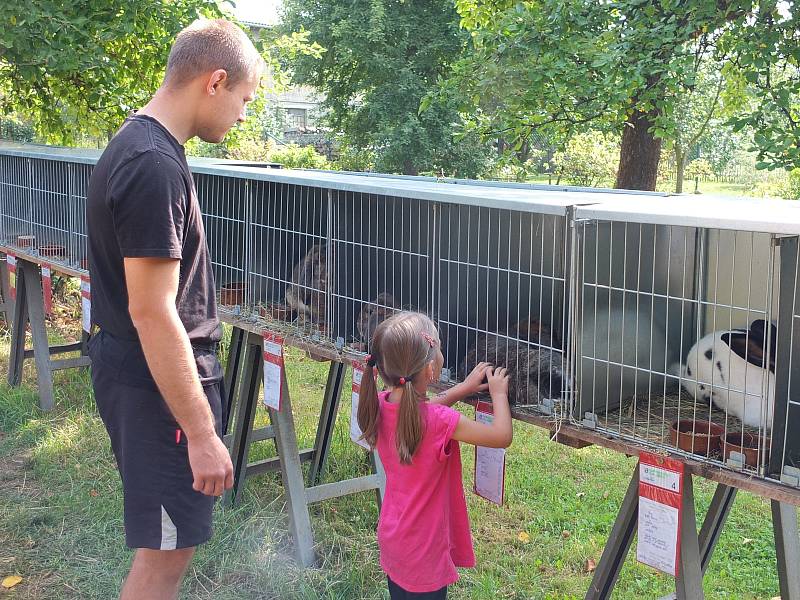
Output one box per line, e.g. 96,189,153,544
86,19,263,600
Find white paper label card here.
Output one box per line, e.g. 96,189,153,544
41,265,52,316
636,452,684,576
262,333,284,411
473,401,506,505
6,254,16,301
80,276,91,333
641,462,681,493
350,361,370,449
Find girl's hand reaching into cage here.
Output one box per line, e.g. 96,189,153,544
487,367,510,401
462,362,492,396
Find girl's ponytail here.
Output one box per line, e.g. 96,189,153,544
357,355,380,449
396,377,423,464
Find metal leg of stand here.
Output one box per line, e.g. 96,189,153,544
585,463,640,600
675,474,704,600
308,360,346,485
773,500,800,600
270,370,317,567
224,334,263,507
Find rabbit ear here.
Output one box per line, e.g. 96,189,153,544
748,319,777,372
722,328,775,373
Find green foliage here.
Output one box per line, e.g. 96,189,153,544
269,143,330,169
281,0,488,176
332,142,376,173
777,169,800,200
441,1,800,173
722,3,800,170
685,158,714,180
0,115,34,142
0,2,324,147
0,0,224,144
550,132,618,187
444,1,745,152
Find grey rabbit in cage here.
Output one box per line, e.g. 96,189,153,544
462,319,569,406
681,319,776,430
579,303,670,407
285,244,329,327
356,292,399,349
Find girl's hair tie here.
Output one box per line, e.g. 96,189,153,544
366,354,377,367
398,377,407,385
420,332,437,348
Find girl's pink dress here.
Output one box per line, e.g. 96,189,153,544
375,390,476,592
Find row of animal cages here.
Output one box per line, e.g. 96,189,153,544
2,144,800,492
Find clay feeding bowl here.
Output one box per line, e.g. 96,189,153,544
259,303,294,321
669,419,725,455
39,244,66,259
721,431,770,467
16,235,35,248
219,282,245,306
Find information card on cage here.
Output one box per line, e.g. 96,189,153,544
637,452,684,577
6,254,16,301
474,401,506,506
80,276,91,334
349,362,370,450
262,333,284,411
41,265,52,316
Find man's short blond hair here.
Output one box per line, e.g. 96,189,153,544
164,19,264,88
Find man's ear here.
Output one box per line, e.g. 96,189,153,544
205,69,228,95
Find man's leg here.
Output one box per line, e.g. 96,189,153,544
120,547,195,600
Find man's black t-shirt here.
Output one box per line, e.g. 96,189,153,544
87,114,222,353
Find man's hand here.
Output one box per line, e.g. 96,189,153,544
187,434,234,496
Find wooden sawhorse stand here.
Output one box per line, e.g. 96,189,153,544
0,253,12,320
222,327,385,567
586,461,800,599
7,258,90,411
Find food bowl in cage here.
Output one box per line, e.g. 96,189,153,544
219,282,245,306
721,431,770,468
669,419,725,456
16,235,35,248
258,302,294,322
39,244,66,259
80,258,89,271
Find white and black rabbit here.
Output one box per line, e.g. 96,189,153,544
579,304,670,407
681,319,776,430
285,244,329,327
462,318,569,406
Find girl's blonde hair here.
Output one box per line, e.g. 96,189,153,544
357,311,439,464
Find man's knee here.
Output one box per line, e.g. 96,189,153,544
134,547,195,578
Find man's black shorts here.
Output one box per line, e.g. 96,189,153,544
88,330,225,550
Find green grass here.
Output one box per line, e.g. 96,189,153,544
0,326,784,599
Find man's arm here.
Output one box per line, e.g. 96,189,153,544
124,257,232,497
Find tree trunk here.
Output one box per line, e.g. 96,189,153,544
615,108,662,191
403,159,418,176
675,147,686,194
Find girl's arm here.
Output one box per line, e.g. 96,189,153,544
429,362,491,407
451,367,513,448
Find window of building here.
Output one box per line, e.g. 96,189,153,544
286,108,307,129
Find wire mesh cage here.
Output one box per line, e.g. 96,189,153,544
250,180,330,337
0,153,33,250
0,153,90,272
331,190,435,352
195,172,249,314
570,197,800,484
436,203,570,414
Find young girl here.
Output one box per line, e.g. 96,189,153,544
358,311,512,599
